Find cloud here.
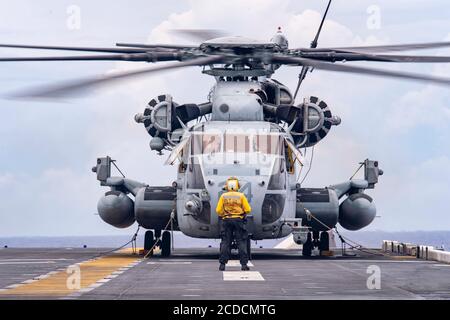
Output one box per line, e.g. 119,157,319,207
1,0,450,235
0,168,110,236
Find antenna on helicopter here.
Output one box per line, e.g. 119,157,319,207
293,0,332,99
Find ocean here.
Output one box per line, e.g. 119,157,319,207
1,230,449,250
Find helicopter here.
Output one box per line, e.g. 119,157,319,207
2,1,450,257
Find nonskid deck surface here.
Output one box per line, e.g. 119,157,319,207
0,247,449,300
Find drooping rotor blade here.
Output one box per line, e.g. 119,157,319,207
298,51,450,63
6,55,223,99
0,52,182,62
0,43,147,54
116,42,198,50
169,29,228,42
272,55,450,86
296,41,450,53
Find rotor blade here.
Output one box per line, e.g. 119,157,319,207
0,43,146,54
116,42,198,50
0,52,182,62
169,29,228,42
353,53,450,63
295,41,450,53
0,53,148,62
334,41,450,53
6,55,223,99
294,0,332,99
299,51,450,63
310,0,332,49
272,55,450,86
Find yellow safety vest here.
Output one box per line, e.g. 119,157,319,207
216,191,251,219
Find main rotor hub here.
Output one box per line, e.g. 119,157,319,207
200,36,278,50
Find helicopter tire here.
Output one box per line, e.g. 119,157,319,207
144,230,155,257
302,232,313,257
154,229,162,246
312,230,320,248
319,231,330,252
161,231,171,257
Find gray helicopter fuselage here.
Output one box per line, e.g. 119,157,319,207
174,80,297,239
176,120,297,240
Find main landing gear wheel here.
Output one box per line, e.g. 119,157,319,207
312,230,320,248
302,232,313,257
154,229,162,247
161,231,171,257
319,231,330,253
144,230,155,257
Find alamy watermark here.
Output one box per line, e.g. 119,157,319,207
366,5,381,30
66,5,81,30
66,264,81,290
366,265,381,290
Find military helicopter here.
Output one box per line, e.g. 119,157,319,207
2,1,450,257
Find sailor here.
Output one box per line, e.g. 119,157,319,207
216,177,251,271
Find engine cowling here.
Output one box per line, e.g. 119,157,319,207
134,94,212,152
338,193,376,231
134,186,176,230
274,96,341,148
97,191,135,228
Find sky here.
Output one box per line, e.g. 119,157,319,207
0,0,449,236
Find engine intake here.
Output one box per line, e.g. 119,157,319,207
135,94,212,150
274,96,341,147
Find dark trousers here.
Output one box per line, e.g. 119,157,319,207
219,218,248,266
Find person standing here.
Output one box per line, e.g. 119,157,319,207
216,177,251,271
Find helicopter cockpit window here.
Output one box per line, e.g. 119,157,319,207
187,163,206,189
267,157,286,190
191,133,221,155
224,134,250,153
255,134,282,155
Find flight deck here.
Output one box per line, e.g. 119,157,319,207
0,247,449,300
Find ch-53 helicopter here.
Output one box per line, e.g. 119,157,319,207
2,1,450,257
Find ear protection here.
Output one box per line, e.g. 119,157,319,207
226,177,240,191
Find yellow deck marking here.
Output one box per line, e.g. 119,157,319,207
390,255,417,260
0,248,142,297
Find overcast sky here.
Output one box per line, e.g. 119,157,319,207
0,0,449,236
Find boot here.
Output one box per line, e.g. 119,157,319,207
241,264,249,271
219,263,226,271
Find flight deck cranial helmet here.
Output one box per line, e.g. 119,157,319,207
226,177,240,191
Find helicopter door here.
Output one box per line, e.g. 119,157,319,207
284,138,304,166
165,136,190,165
